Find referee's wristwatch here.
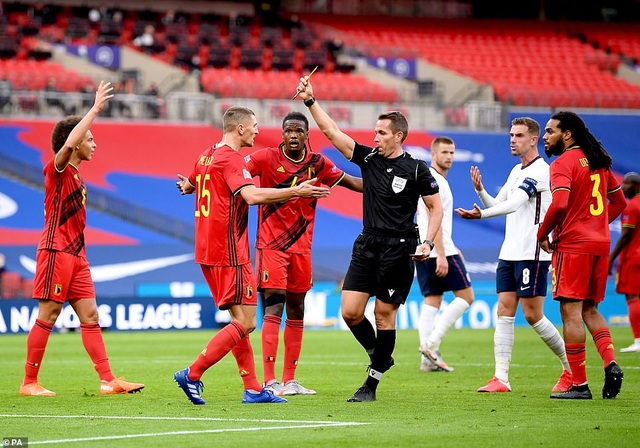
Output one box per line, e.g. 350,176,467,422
423,240,435,250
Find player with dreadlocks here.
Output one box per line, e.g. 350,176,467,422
245,111,362,396
538,111,627,400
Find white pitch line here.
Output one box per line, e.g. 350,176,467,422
27,425,366,445
1,414,368,446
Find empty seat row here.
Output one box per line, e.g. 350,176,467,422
302,15,640,109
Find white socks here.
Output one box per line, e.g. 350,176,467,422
532,316,570,372
494,315,515,383
426,297,470,351
418,304,439,348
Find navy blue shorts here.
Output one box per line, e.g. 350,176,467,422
496,260,550,298
342,231,417,305
415,254,472,296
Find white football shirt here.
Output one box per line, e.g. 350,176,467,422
417,167,458,258
477,157,551,261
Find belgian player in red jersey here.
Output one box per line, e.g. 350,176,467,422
245,111,362,396
20,81,145,397
174,106,330,405
609,172,640,353
538,111,627,400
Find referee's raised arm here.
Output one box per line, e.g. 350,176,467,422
294,78,355,160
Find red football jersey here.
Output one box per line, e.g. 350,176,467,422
37,159,87,256
549,148,620,255
246,146,345,253
188,144,255,266
620,195,640,265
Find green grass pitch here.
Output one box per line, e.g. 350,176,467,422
1,326,638,447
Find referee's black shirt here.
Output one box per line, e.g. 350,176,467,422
351,142,439,236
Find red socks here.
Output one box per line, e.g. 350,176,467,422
23,319,53,385
80,322,115,382
627,298,640,338
592,328,616,367
282,319,304,383
189,321,246,381
231,335,262,392
565,343,587,385
261,315,281,384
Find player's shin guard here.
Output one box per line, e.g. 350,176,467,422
261,315,281,383
282,319,304,383
231,335,262,392
190,321,246,380
23,319,53,385
81,322,115,382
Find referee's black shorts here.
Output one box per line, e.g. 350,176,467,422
342,230,417,305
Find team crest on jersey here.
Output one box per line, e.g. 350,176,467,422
245,285,253,298
391,176,407,193
277,166,285,172
244,155,251,163
53,283,62,295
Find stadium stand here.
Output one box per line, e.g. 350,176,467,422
302,15,640,109
0,2,398,103
0,271,33,299
0,1,638,110
0,59,93,92
580,23,640,64
199,68,400,102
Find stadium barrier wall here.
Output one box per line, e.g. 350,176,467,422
0,281,629,334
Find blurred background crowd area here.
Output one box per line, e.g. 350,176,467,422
0,0,639,127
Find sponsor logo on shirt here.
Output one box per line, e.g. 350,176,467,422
242,169,252,179
277,166,285,172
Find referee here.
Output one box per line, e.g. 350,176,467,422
295,78,443,402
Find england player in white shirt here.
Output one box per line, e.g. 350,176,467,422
456,117,572,393
417,137,474,372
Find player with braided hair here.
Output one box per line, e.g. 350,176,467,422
538,111,627,399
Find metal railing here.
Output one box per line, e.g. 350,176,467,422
0,91,164,120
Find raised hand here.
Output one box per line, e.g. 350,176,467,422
93,80,114,114
470,166,483,191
